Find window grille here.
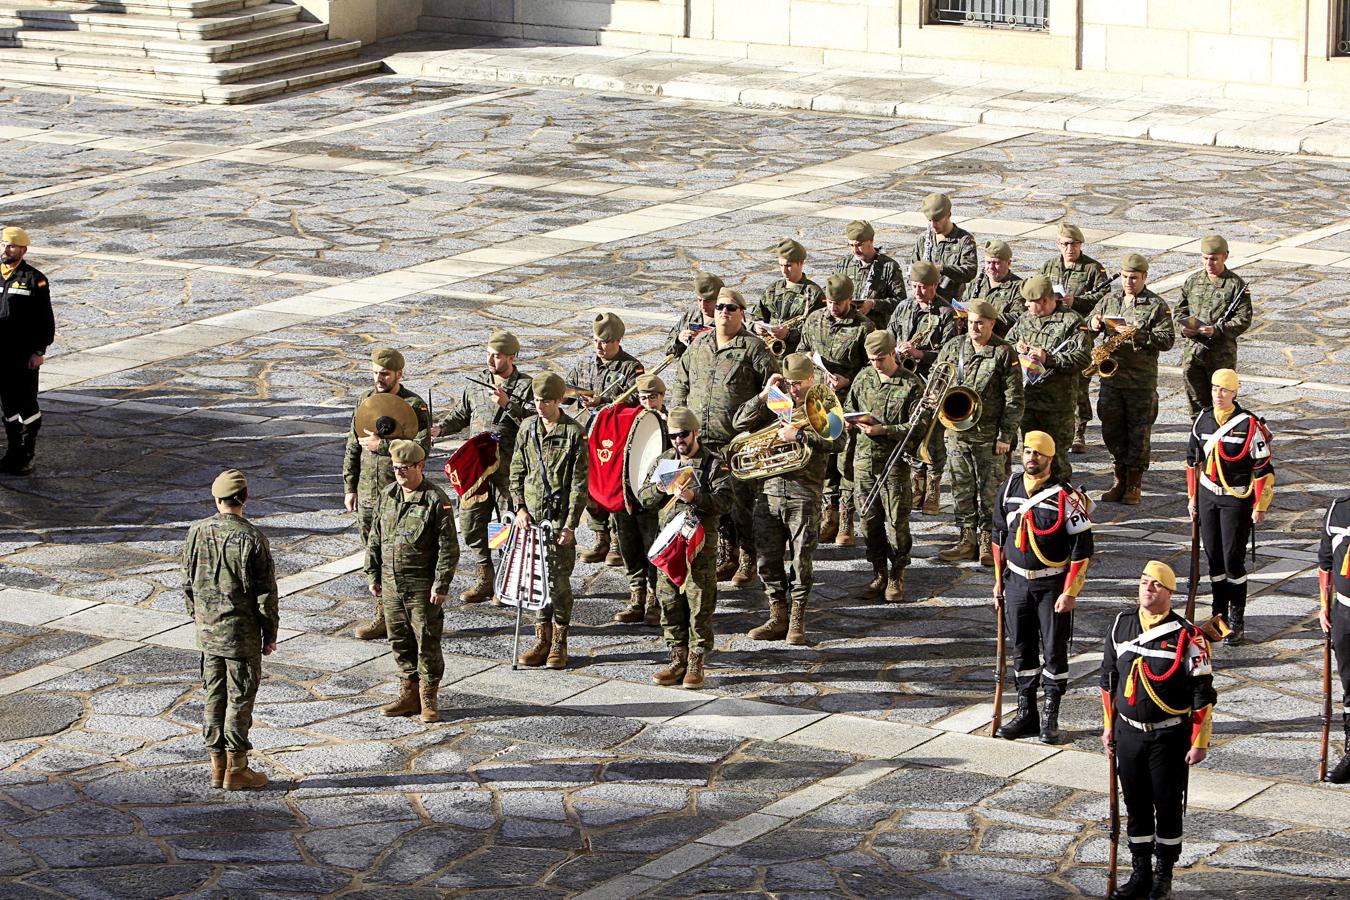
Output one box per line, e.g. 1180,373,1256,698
930,0,1050,31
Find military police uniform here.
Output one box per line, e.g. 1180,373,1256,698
181,469,278,791
913,193,978,307
365,440,459,723
0,226,55,476
971,239,1024,338
1319,496,1350,783
836,220,906,329
750,239,825,357
1174,235,1252,416
1040,224,1113,452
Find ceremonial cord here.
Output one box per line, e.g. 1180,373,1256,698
1123,634,1192,716
1016,490,1068,568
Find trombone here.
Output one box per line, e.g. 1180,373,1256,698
858,364,949,517
917,361,981,467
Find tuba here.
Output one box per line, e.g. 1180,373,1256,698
916,361,981,466
1083,323,1138,379
729,383,843,480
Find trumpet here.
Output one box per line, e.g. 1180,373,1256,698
1083,323,1139,379
915,361,981,467
729,383,842,480
753,310,815,358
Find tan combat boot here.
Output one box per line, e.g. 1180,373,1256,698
683,651,706,689
653,646,688,686
885,564,906,603
911,470,927,507
1071,420,1087,455
1123,468,1143,505
419,680,440,723
938,528,979,562
1100,464,1127,502
748,600,788,641
605,543,624,568
786,600,809,646
580,531,610,564
644,588,661,626
223,750,268,791
923,474,941,515
819,502,840,543
614,586,646,623
354,606,386,640
460,562,494,603
518,621,553,667
978,530,995,567
715,535,737,581
209,751,226,789
837,497,855,547
382,678,421,717
731,548,759,588
546,624,570,669
861,562,887,600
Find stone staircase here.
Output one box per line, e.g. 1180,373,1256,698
0,0,384,104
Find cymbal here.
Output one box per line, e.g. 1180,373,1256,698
355,392,418,440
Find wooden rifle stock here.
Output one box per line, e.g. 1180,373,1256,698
1322,620,1333,782
1185,512,1200,622
990,590,1006,736
1107,745,1120,897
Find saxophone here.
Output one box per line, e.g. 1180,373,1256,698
1083,323,1139,379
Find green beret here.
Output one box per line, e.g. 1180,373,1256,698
1057,222,1085,243
694,272,724,301
969,300,998,320
371,346,405,372
1121,253,1150,274
1200,234,1229,255
487,330,520,355
1020,275,1054,301
910,261,940,286
532,372,565,401
667,407,699,432
389,439,425,465
774,238,806,263
782,353,814,380
592,311,625,342
717,287,746,309
844,220,875,242
636,374,666,394
984,239,1012,261
921,192,952,219
864,330,896,356
211,468,247,499
825,273,854,302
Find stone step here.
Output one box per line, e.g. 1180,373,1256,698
6,0,273,18
0,2,300,40
0,20,328,61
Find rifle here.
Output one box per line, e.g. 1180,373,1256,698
1107,742,1120,897
991,589,1006,736
1185,511,1200,622
1322,613,1334,782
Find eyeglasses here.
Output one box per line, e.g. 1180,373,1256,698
392,465,419,474
668,430,691,440
715,303,741,313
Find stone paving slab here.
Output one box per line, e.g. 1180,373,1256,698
556,680,715,724
268,633,389,674
783,713,934,758
669,697,828,743
48,605,186,642
0,589,99,626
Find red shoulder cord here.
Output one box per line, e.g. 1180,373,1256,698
1215,417,1255,463
1125,628,1192,706
1016,490,1065,552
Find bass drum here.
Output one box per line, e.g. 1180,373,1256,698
624,409,668,513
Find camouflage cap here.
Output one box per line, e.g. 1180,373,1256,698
825,273,854,302
389,439,425,465
910,261,940,286
1121,253,1150,274
593,311,625,342
844,220,875,242
774,238,807,263
211,468,247,500
1020,274,1054,301
1200,234,1229,255
667,406,699,432
984,239,1012,261
921,192,952,219
636,373,666,394
1,226,30,247
716,287,746,309
371,347,405,372
694,272,725,301
782,353,814,380
1057,222,1085,243
864,330,897,356
968,299,998,320
487,330,520,355
532,372,565,401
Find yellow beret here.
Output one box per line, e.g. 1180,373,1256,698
1200,234,1229,255
532,372,565,401
1020,275,1054,301
487,330,520,355
844,220,875,242
984,239,1012,261
1057,223,1085,243
717,287,746,309
210,468,247,499
1143,560,1177,592
1121,253,1150,274
968,299,998,320
371,347,405,371
592,312,625,342
921,192,952,219
695,272,724,301
864,330,896,356
667,406,699,432
1023,431,1056,457
825,273,854,302
782,353,814,380
636,374,666,394
1211,368,1240,391
774,238,806,263
2,226,30,247
389,439,425,465
910,261,940,285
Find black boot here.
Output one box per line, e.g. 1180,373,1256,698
997,684,1040,740
9,419,38,476
1039,691,1064,744
1225,600,1245,647
0,421,20,473
1111,849,1153,899
1148,855,1175,899
1326,713,1350,784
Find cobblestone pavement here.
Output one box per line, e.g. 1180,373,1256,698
1,72,1349,897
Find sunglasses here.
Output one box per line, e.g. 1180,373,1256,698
668,430,692,439
715,303,742,312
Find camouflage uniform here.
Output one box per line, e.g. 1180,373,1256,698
1040,254,1112,434
846,366,923,572
971,271,1025,337
510,412,590,624
836,251,906,329
913,226,979,306
182,513,279,753
664,304,714,359
636,445,733,653
1006,307,1090,481
1093,289,1176,472
436,367,533,567
798,307,874,507
343,386,431,542
364,480,459,683
1174,269,1252,415
887,301,961,478
749,276,825,356
567,349,645,543
933,335,1024,537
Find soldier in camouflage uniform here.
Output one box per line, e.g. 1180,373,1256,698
637,407,733,688
750,238,826,358
734,353,847,646
913,193,978,308
934,300,1025,566
799,273,873,546
433,330,533,604
836,220,906,329
1091,254,1176,506
1040,223,1113,454
612,372,668,627
664,273,723,359
971,239,1025,337
566,312,645,567
1007,276,1091,483
846,331,924,603
1175,234,1253,416
670,287,778,587
182,468,278,791
343,347,431,641
889,261,961,516
511,373,590,670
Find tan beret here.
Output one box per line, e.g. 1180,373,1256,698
774,238,806,263
1023,431,1055,457
716,287,746,309
636,373,666,394
1121,253,1150,274
844,220,875,242
1143,560,1177,592
592,311,625,342
910,261,940,286
532,372,565,401
968,300,998,320
389,439,425,465
667,407,699,432
825,273,854,302
782,353,814,380
487,330,520,355
1200,234,1229,255
1057,222,1085,243
864,330,897,357
694,272,725,302
371,347,405,372
921,192,952,219
984,239,1012,261
1020,275,1054,301
1211,368,1240,391
211,468,247,500
1,226,30,247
